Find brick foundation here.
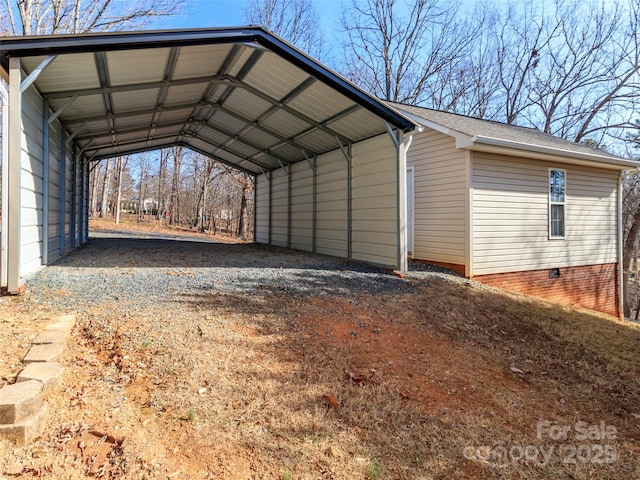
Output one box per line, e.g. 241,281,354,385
473,263,620,318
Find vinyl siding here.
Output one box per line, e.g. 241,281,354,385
472,152,618,275
255,174,269,243
351,134,398,266
290,160,313,252
406,129,467,265
19,86,44,277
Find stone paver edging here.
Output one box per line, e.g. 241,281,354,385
0,314,75,444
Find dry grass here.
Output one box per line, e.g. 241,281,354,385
0,220,639,479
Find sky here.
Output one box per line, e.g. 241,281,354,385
170,0,345,31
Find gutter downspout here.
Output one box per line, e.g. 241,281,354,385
0,80,8,288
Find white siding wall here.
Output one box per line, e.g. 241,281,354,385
270,167,288,247
315,149,348,258
472,153,618,275
351,134,398,266
406,129,468,265
290,160,313,251
19,86,44,277
255,174,269,243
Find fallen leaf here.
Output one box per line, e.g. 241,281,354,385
348,371,366,385
322,394,340,409
510,366,525,376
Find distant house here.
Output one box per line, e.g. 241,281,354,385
391,103,638,318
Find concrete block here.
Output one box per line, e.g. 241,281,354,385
0,380,43,424
23,344,63,364
32,329,68,345
17,363,64,394
43,313,76,333
0,402,49,444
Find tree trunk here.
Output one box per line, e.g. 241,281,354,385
89,163,100,217
170,148,182,226
99,158,111,218
237,185,248,240
114,157,125,224
623,205,640,318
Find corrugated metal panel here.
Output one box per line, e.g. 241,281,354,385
25,53,100,92
269,144,304,163
58,95,105,119
270,167,288,247
223,88,272,119
255,174,270,243
112,89,159,112
20,86,44,277
164,83,210,105
351,134,398,267
287,81,355,123
107,48,169,86
316,149,347,257
197,127,232,147
407,129,467,265
243,51,308,100
330,109,386,142
261,109,311,138
156,107,193,125
48,119,63,261
472,152,618,274
289,129,334,154
290,160,313,251
64,140,74,251
240,128,280,150
172,44,232,80
208,111,250,135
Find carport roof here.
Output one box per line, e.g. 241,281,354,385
0,27,416,174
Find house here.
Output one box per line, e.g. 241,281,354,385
391,103,638,318
0,26,636,319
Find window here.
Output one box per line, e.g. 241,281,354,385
549,169,566,238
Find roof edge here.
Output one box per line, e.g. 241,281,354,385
471,135,638,170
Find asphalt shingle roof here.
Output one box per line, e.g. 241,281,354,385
389,102,631,164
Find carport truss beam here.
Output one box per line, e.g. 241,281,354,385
44,73,356,146
87,135,263,176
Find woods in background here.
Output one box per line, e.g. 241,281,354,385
89,148,254,240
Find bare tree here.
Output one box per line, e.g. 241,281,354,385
99,158,111,218
340,0,475,104
1,0,184,35
168,147,183,227
244,0,324,58
113,156,129,225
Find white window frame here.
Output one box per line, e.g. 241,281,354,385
549,168,566,239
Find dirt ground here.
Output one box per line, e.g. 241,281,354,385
1,218,639,479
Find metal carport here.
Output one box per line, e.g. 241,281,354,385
0,27,416,293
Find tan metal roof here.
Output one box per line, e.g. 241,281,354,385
390,102,637,169
0,27,416,174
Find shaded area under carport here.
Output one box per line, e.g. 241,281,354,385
25,231,418,313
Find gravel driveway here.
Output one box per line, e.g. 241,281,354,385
25,230,447,313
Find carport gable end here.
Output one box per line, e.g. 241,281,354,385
0,27,417,292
